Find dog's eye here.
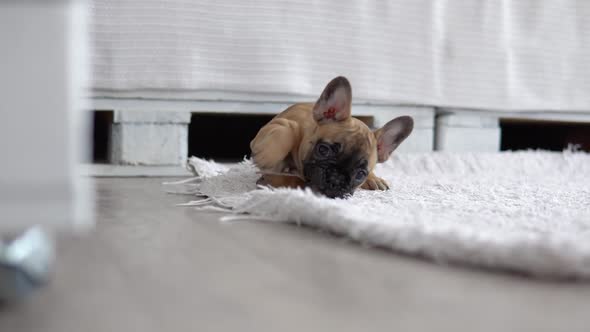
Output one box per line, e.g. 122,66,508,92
355,170,368,181
316,143,332,158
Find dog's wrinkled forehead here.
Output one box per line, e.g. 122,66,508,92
317,127,373,157
299,117,377,169
338,147,369,170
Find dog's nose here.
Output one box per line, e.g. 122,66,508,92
321,187,352,199
326,170,347,188
319,170,352,198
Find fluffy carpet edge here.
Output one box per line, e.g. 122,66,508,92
171,151,590,280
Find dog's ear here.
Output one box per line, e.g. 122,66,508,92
312,76,352,124
374,116,414,162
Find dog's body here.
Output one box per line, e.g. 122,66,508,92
250,76,414,198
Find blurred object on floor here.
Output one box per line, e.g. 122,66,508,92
0,0,93,302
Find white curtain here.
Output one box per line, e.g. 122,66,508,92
91,0,590,111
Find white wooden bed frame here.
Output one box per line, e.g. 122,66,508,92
89,96,590,173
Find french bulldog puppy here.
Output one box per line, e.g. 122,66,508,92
250,76,413,198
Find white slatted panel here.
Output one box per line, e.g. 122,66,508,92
90,0,590,111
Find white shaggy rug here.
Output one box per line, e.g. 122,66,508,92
168,151,590,279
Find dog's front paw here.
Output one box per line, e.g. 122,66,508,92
361,173,389,191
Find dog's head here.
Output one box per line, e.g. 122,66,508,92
300,76,414,198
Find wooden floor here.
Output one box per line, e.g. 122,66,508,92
1,178,589,332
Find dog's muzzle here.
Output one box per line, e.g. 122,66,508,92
303,164,354,199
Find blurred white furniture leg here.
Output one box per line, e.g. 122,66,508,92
0,0,93,233
435,111,500,152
